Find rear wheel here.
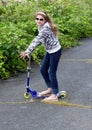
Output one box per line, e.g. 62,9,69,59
59,91,67,98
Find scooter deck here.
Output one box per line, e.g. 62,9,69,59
32,94,68,104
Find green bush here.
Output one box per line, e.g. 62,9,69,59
0,0,92,79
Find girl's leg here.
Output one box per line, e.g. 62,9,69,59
40,53,52,95
49,48,62,94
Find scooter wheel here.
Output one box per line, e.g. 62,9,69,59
59,91,67,98
24,92,30,99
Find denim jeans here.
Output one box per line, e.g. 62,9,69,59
40,48,62,94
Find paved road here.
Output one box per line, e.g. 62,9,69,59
0,37,92,130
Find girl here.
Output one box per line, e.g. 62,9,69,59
20,11,62,101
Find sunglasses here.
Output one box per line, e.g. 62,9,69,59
36,18,44,21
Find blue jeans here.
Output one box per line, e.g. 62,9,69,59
40,48,62,94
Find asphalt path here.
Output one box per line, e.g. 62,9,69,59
0,37,92,130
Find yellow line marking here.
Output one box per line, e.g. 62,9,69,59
41,101,92,109
62,58,92,64
0,99,92,109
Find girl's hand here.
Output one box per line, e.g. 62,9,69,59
20,51,30,59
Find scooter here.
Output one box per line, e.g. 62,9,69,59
24,56,66,99
24,55,38,99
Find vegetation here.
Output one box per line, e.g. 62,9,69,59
0,0,92,79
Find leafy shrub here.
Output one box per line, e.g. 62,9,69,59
0,0,92,79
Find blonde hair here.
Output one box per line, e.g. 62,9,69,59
35,11,59,36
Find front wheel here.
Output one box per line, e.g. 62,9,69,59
24,92,30,99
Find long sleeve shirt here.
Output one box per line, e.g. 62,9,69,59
26,22,61,54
